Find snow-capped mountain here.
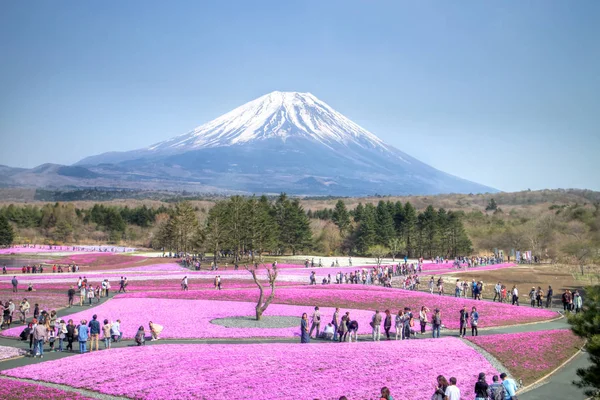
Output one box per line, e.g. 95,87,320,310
70,91,495,195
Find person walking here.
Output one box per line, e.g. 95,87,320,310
432,309,442,338
67,286,75,308
383,310,392,340
511,286,519,306
77,320,89,354
300,313,310,343
88,315,100,351
493,282,502,302
471,306,479,336
459,306,469,338
11,276,18,293
474,373,489,400
309,306,321,339
371,310,382,341
529,287,536,307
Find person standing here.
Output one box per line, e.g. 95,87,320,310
102,319,111,349
574,291,583,313
470,306,479,336
383,309,392,340
433,375,449,400
562,289,571,311
459,306,469,338
395,310,404,340
65,319,75,352
19,298,30,324
332,308,339,341
309,306,321,338
432,309,442,338
78,320,89,354
300,313,310,343
419,306,429,335
379,387,393,400
511,286,519,306
182,276,188,291
11,276,18,293
488,375,505,400
338,314,348,342
546,285,553,308
444,377,461,400
32,321,47,358
79,285,86,307
474,373,489,400
536,286,544,308
500,373,518,400
88,315,100,351
371,310,382,341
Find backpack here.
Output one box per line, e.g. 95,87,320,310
491,385,505,400
434,313,441,325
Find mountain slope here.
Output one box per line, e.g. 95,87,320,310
61,92,495,195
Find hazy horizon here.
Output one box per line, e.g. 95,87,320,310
1,1,599,192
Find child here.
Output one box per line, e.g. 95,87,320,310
48,327,56,352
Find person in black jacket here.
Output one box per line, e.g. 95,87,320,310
474,372,489,400
65,319,76,352
459,306,469,338
67,286,76,308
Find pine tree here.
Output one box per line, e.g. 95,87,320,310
356,204,377,254
569,285,600,399
403,202,417,257
332,200,350,235
353,203,364,223
375,201,395,245
0,215,15,246
486,198,498,211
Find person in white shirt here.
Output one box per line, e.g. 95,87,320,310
444,377,461,400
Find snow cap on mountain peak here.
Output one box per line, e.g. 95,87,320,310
146,91,387,153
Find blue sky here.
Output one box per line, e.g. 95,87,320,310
1,1,598,192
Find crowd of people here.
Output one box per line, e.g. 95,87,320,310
335,371,519,400
300,304,482,343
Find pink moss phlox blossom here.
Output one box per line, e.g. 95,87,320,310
1,339,498,399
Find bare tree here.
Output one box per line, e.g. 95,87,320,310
245,263,278,321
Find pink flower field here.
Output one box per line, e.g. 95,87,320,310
121,285,558,329
0,378,94,399
2,297,378,339
467,329,586,385
1,339,499,399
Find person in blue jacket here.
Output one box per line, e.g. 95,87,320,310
77,320,89,354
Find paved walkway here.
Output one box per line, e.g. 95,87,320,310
0,292,591,399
